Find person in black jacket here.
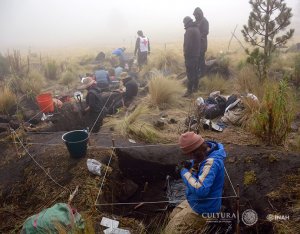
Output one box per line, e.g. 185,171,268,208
78,77,107,133
193,7,209,78
108,72,138,114
183,16,201,97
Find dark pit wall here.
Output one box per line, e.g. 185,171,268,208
113,144,300,233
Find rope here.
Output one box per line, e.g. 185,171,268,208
94,149,115,205
95,196,238,206
224,165,237,196
89,92,113,134
12,129,71,195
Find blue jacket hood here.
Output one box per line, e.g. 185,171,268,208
206,141,226,160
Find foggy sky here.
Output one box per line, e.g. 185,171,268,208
0,0,299,51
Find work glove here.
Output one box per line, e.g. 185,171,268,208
176,159,194,175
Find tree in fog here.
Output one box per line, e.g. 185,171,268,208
242,0,294,80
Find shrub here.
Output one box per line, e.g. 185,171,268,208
0,86,16,114
199,74,228,94
44,60,59,80
59,71,77,89
148,72,183,108
248,80,295,145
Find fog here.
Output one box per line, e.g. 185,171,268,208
0,0,299,51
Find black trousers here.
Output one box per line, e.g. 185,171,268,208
185,56,200,92
198,51,206,78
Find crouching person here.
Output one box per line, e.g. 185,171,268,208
78,77,107,133
108,72,138,114
165,132,226,233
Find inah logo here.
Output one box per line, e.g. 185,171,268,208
242,209,258,226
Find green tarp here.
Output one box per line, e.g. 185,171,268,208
21,203,85,234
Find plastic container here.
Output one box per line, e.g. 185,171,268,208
36,93,54,113
62,130,89,158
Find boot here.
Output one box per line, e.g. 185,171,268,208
183,90,192,97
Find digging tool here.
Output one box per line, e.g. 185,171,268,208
75,93,84,118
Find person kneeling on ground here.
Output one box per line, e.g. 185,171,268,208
78,77,107,133
108,72,138,114
165,132,226,233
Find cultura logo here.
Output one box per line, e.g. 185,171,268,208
242,209,258,226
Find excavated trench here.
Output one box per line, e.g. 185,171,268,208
110,144,300,233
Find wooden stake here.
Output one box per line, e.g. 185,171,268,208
68,186,79,205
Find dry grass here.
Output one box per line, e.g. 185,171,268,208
199,74,228,94
148,72,183,108
234,65,264,99
141,49,184,76
44,59,59,80
106,105,171,143
59,71,78,89
0,86,16,114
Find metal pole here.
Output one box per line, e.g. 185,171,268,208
236,184,240,234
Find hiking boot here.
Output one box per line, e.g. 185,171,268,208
183,91,192,97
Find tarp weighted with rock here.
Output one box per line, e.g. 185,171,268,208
21,203,85,234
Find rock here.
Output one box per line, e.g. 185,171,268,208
0,123,9,133
160,112,168,118
153,119,166,129
9,120,20,130
291,122,298,132
0,115,10,123
168,118,178,124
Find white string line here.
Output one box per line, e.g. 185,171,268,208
6,141,178,149
89,92,113,134
95,196,238,206
94,149,115,205
224,165,237,197
25,131,123,136
12,129,71,195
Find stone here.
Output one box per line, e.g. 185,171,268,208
168,118,178,124
153,119,166,129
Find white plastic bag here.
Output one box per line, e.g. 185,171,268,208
87,159,102,176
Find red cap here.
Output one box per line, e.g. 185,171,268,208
178,132,204,154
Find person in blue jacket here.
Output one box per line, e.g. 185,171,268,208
165,131,226,233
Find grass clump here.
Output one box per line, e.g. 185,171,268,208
199,74,228,94
148,72,183,108
108,105,169,143
244,171,256,186
141,49,184,76
22,70,45,98
44,59,59,80
291,54,300,89
248,80,295,145
234,65,264,99
59,71,77,89
0,86,16,114
0,53,10,78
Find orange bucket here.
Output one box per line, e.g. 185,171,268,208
36,93,54,113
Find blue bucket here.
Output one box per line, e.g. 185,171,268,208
62,130,89,158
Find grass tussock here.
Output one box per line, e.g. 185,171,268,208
234,65,264,99
247,80,295,145
199,74,228,94
44,59,59,80
0,86,16,114
108,105,169,143
291,54,300,89
148,72,183,108
141,49,184,76
59,71,78,89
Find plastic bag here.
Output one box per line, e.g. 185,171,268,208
87,159,102,176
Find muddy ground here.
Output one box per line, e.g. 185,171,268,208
0,127,299,233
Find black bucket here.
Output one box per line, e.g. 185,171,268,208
62,130,89,158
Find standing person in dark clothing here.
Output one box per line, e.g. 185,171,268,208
134,30,150,71
78,77,107,133
108,72,138,114
193,7,209,78
183,16,201,97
